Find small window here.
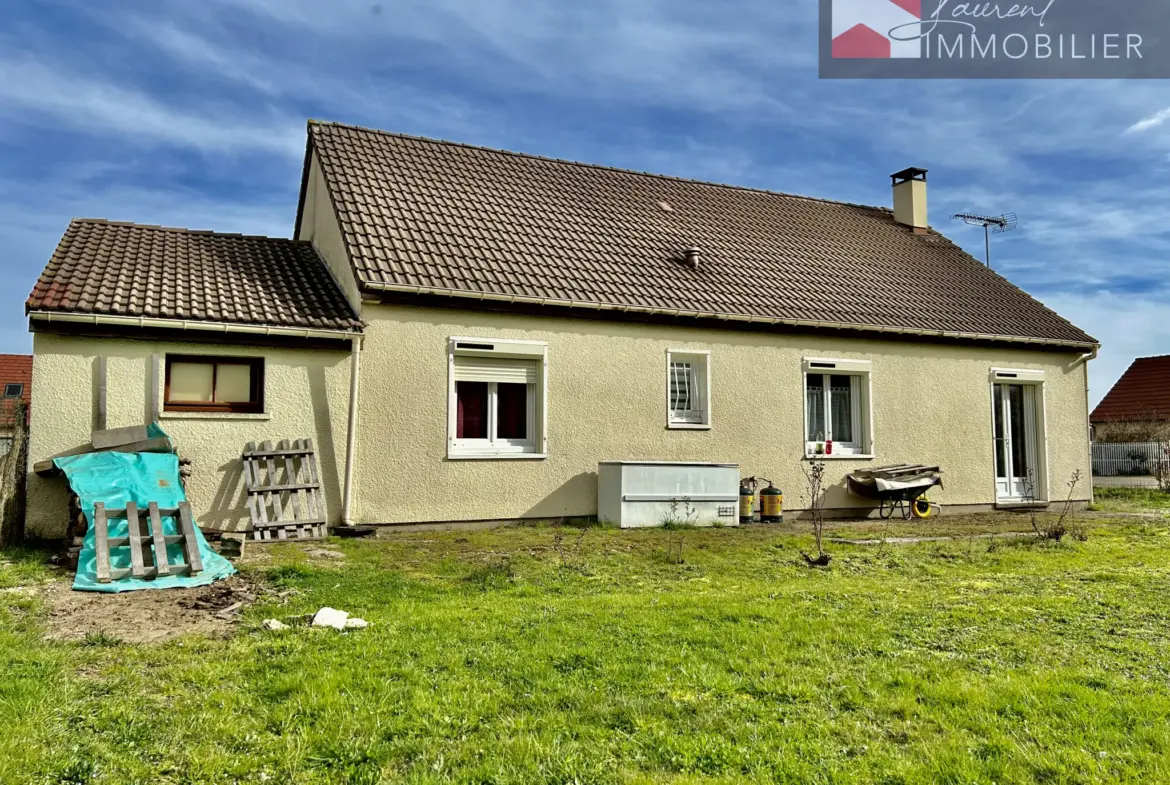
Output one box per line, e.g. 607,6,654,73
449,341,546,458
804,359,871,456
667,351,710,427
2,384,22,398
164,355,263,413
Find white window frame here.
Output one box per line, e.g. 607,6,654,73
802,358,873,458
666,350,711,429
989,368,1049,504
448,337,548,460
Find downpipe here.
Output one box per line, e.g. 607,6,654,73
341,335,363,525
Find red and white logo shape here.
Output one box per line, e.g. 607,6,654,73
832,0,922,58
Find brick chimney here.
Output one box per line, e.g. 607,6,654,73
890,167,928,233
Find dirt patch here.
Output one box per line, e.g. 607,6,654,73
39,575,265,644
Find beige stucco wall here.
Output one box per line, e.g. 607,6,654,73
27,333,351,539
353,304,1092,524
297,151,362,313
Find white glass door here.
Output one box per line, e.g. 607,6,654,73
993,383,1037,500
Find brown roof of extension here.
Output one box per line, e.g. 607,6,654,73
1091,355,1170,423
306,120,1095,348
27,220,362,332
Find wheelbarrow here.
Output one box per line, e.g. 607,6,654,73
847,464,943,520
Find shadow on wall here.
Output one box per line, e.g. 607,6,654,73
205,458,248,532
198,363,343,533
522,471,597,519
308,364,342,525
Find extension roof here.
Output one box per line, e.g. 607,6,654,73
302,120,1095,349
1091,355,1170,422
27,220,362,333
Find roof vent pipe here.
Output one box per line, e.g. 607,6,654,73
683,247,701,269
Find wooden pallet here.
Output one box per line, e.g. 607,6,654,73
243,439,327,541
92,501,204,583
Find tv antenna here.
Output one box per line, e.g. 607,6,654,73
951,211,1018,268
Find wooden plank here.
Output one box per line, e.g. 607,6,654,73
252,517,327,529
91,424,152,450
107,535,183,547
34,437,176,474
126,502,147,578
96,356,107,432
243,442,259,492
149,354,160,423
280,439,302,523
262,442,285,523
242,447,315,458
246,482,321,494
148,502,171,577
178,503,204,575
305,439,326,524
94,503,111,584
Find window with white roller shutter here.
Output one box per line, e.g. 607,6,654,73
448,338,548,459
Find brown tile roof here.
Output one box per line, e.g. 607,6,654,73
1091,355,1170,423
27,220,362,333
0,354,31,427
306,120,1095,348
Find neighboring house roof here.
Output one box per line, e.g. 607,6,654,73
1091,355,1170,423
0,353,31,427
303,120,1095,349
27,220,363,333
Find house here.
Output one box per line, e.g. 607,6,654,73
24,121,1097,539
0,354,32,457
1090,355,1170,442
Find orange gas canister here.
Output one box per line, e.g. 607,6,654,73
760,482,783,523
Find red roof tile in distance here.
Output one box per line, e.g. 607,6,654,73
27,220,363,332
0,354,32,407
1091,355,1170,422
305,120,1095,348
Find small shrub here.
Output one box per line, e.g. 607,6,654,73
801,460,831,567
80,631,122,648
465,557,515,589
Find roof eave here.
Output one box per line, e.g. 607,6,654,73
28,310,363,342
357,280,1098,352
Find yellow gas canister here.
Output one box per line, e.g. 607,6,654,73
760,482,783,523
739,480,756,523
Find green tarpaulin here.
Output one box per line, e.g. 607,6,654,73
56,438,235,593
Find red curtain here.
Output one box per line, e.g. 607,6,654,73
456,382,488,438
497,383,528,439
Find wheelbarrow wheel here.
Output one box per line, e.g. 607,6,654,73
911,495,934,519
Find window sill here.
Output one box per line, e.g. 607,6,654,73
668,423,712,430
447,452,548,461
803,453,875,461
160,411,272,421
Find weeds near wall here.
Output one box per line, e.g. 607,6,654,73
800,461,831,567
551,520,591,574
0,400,28,548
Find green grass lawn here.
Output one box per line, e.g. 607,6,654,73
4,517,1170,784
1093,485,1170,515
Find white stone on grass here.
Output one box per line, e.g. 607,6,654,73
344,618,369,629
311,607,349,630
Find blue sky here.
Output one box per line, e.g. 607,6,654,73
3,0,1169,405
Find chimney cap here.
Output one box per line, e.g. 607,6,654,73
890,167,928,186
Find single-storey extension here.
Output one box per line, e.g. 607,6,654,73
25,121,1097,538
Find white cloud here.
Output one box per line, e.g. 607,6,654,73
0,57,303,158
1126,107,1170,134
